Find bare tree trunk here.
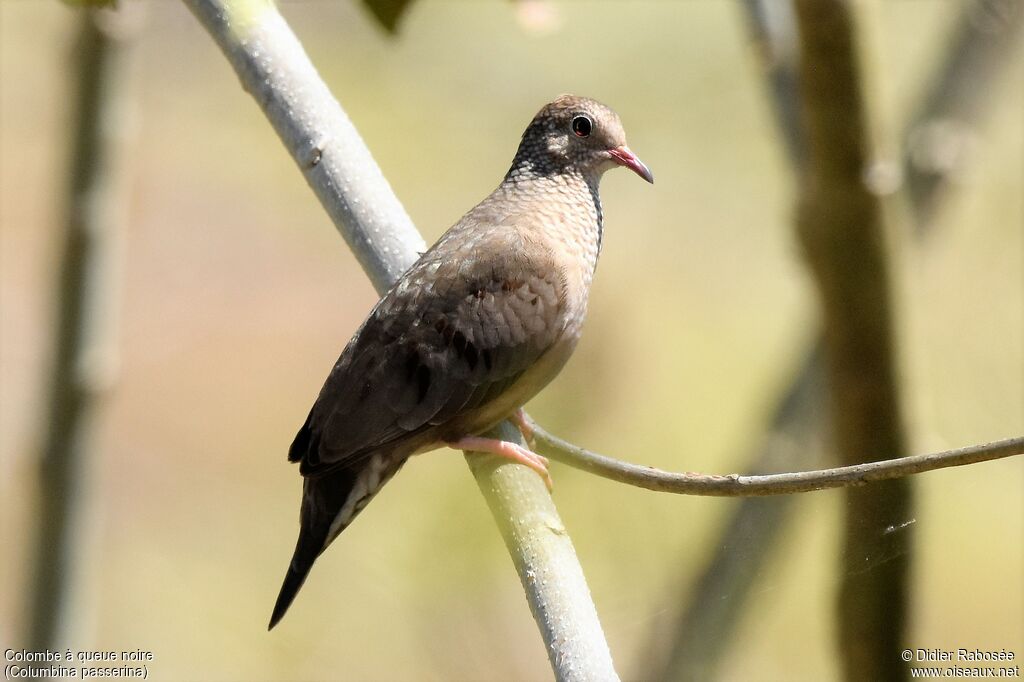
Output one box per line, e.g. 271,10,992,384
793,1,911,679
26,5,135,653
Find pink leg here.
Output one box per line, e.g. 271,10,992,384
511,408,535,446
448,436,553,491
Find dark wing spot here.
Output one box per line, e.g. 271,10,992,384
451,330,478,369
404,349,420,380
416,365,431,403
481,348,494,372
464,341,478,371
358,380,372,401
434,317,454,343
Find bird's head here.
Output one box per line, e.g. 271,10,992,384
509,94,654,185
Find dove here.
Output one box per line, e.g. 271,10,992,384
269,94,653,629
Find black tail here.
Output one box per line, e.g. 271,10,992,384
268,521,324,630
268,466,361,630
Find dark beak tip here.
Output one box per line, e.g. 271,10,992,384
632,161,654,185
609,146,654,185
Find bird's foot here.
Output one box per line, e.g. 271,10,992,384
448,436,553,491
511,408,536,447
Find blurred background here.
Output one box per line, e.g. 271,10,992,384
1,1,1021,680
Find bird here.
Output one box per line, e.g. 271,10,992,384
269,94,653,629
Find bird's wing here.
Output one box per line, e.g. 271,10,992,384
291,223,567,477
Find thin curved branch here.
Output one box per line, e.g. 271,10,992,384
529,420,1022,496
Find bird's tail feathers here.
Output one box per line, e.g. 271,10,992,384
268,454,403,630
268,520,323,630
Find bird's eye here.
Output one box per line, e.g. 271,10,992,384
571,115,592,138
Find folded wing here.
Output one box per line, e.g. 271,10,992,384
291,227,567,477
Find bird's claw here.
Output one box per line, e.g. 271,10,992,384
448,435,553,491
511,408,536,448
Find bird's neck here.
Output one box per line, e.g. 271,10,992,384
494,167,605,283
500,165,604,238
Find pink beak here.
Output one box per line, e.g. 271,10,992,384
608,146,654,184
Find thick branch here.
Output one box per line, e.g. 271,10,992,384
465,423,617,678
27,6,134,652
530,422,1021,497
741,0,804,169
794,1,912,677
183,1,617,678
183,0,423,289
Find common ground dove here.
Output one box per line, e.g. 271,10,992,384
269,94,653,629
